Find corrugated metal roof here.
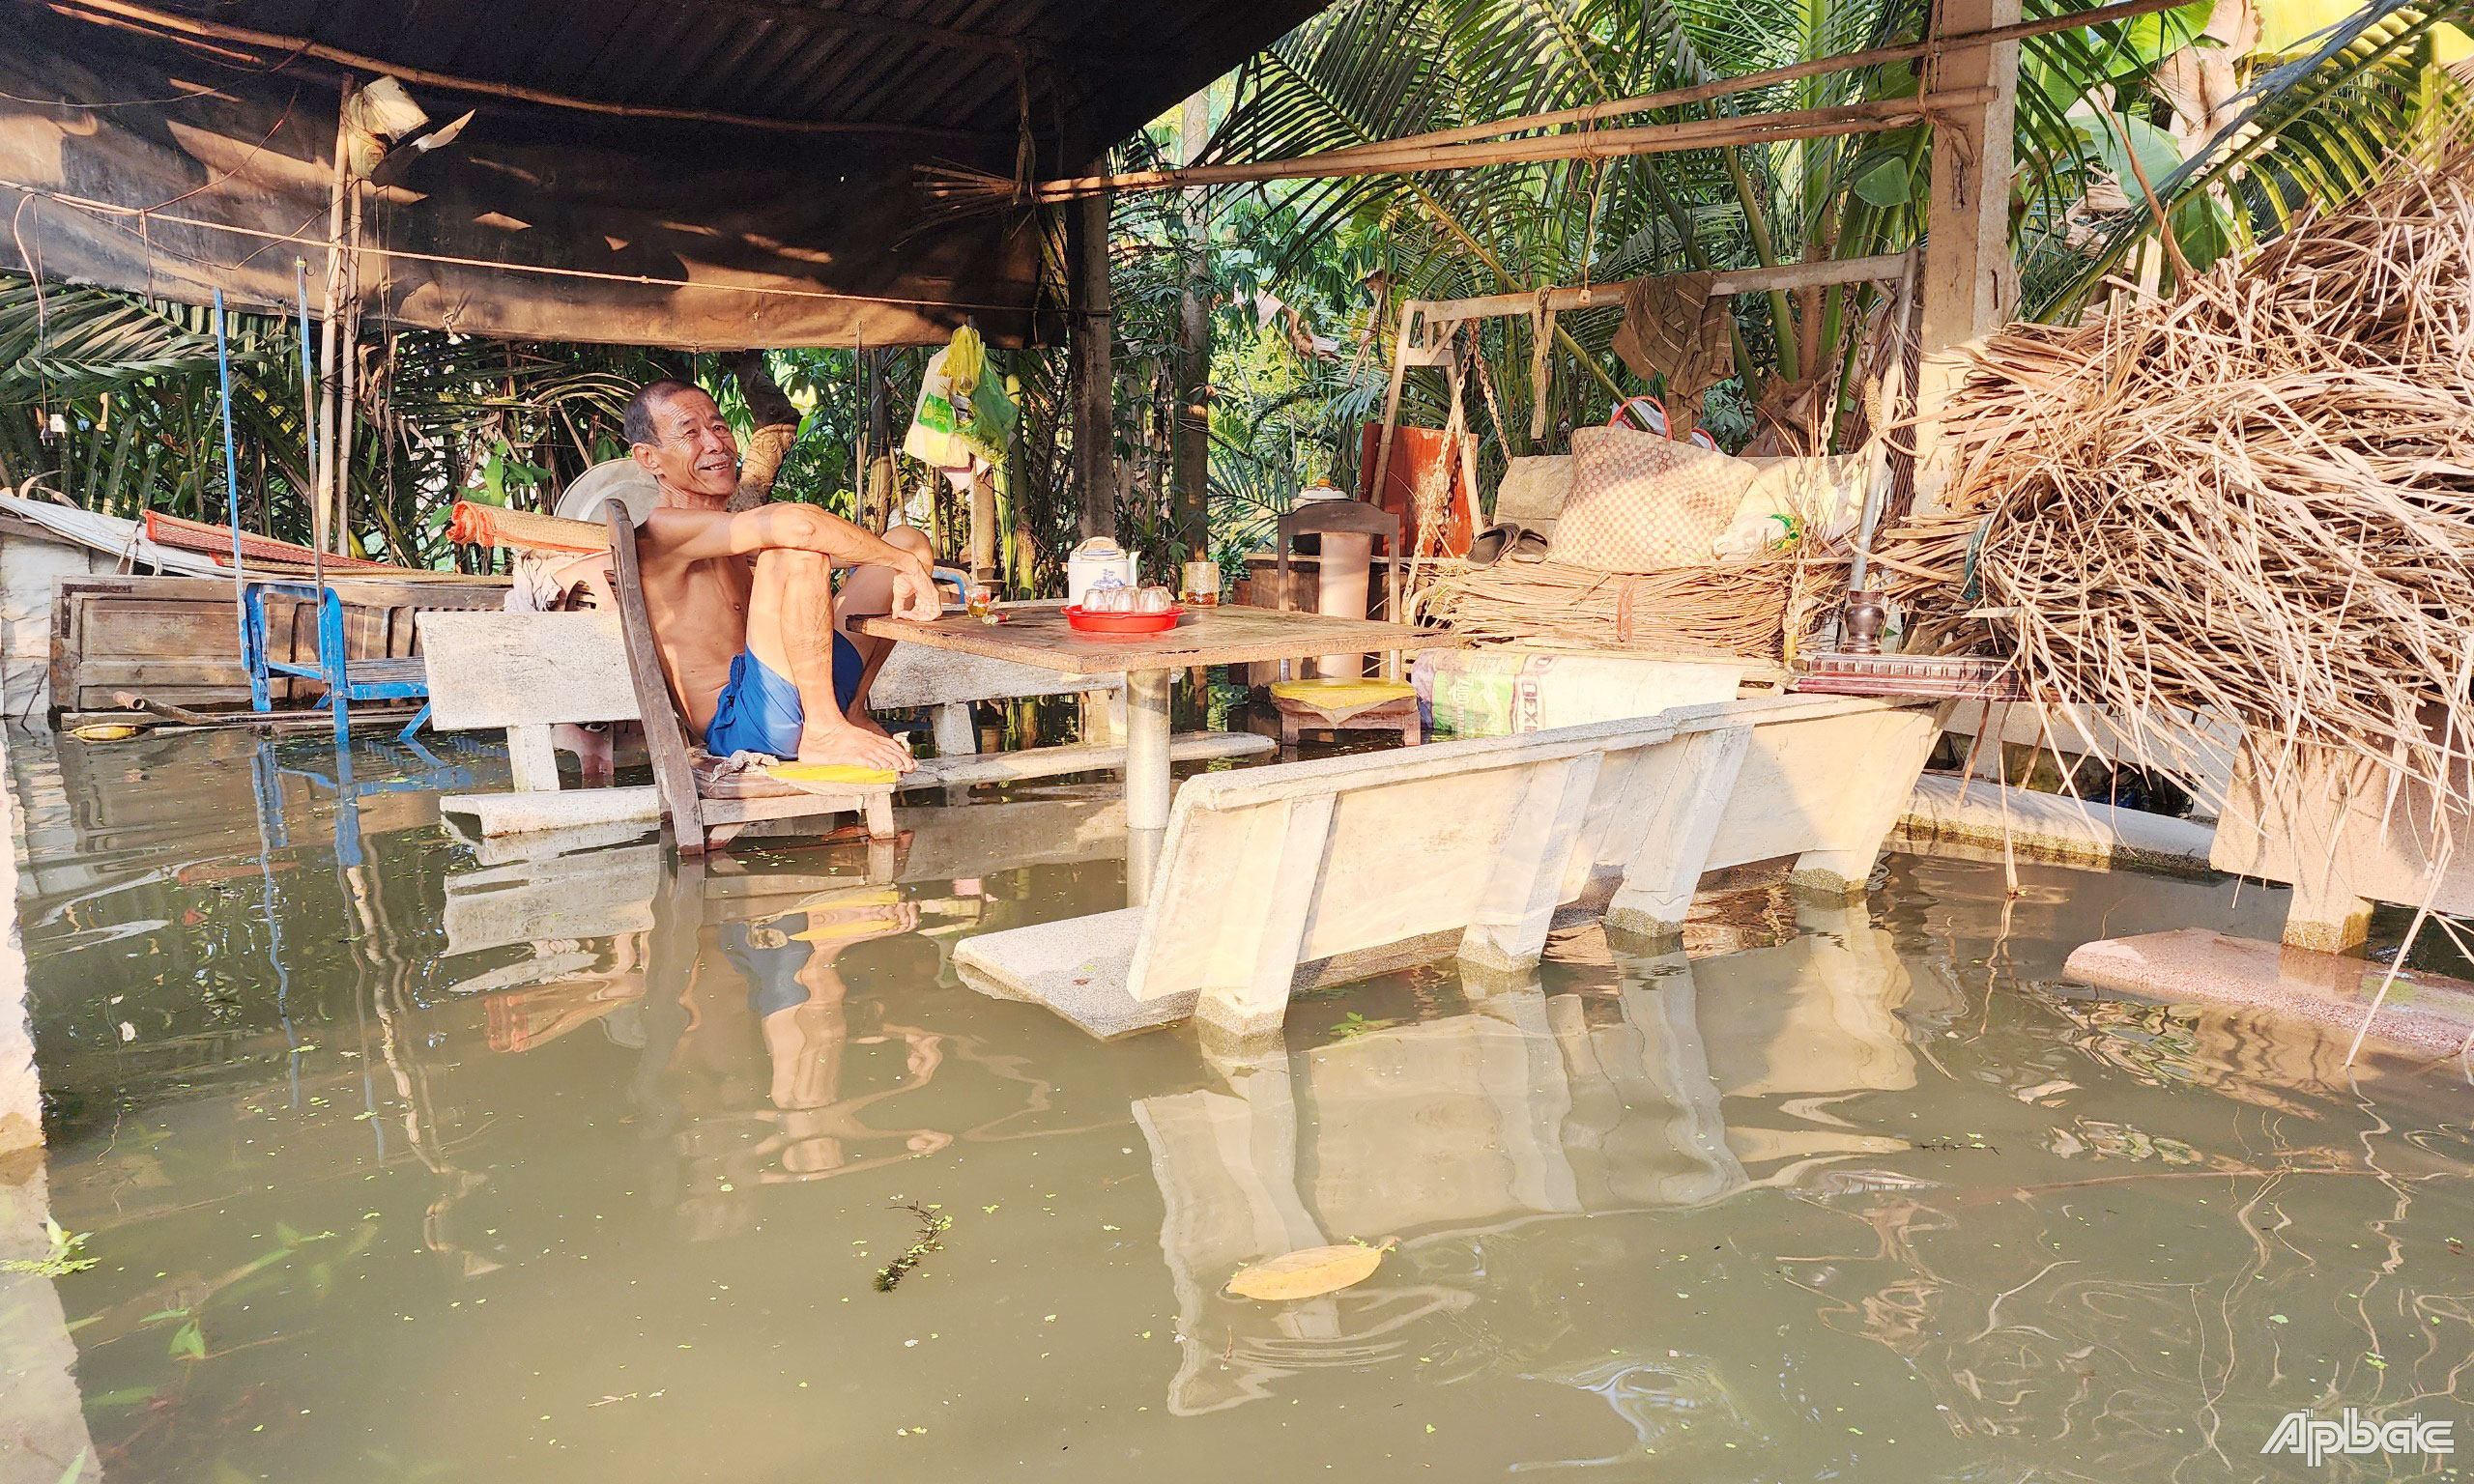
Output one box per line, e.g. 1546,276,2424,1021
1,0,1333,343
93,0,1326,169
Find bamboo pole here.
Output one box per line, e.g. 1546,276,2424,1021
334,175,364,556
313,77,349,567
956,95,1992,205
1314,0,2198,164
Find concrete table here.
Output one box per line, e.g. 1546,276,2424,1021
857,602,1454,832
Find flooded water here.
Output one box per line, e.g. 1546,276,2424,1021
10,728,2474,1482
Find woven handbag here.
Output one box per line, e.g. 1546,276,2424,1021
1545,421,1755,573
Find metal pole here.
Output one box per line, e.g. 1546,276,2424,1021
1125,667,1173,833
213,289,249,666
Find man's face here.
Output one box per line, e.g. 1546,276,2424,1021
632,387,739,501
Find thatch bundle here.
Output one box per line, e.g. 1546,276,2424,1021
1874,142,2474,805
1415,556,1843,663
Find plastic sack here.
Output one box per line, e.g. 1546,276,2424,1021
904,326,1018,470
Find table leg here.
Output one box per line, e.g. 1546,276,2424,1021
1126,668,1173,832
1126,826,1165,907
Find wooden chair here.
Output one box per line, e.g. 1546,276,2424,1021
605,504,896,857
1270,500,1421,749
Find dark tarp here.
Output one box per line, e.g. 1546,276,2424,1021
0,0,1327,347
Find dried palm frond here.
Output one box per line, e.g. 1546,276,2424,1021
1873,141,2474,808
1417,555,1843,662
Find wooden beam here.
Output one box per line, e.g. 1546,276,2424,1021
1913,0,2025,514
1400,252,1912,325
38,0,994,142
683,0,1073,60
1297,0,2201,165
1009,96,1985,202
936,0,2196,205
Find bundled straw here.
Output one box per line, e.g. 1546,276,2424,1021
1873,141,2474,808
1417,556,1843,662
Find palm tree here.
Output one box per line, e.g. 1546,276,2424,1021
1199,0,2471,453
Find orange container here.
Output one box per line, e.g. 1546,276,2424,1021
1358,423,1477,557
1064,604,1185,635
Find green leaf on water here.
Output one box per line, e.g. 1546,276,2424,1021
54,1447,88,1484
274,1221,303,1247
168,1320,206,1360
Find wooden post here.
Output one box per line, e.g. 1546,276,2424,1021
1367,300,1417,504
968,465,997,580
1070,193,1117,541
1910,0,2022,514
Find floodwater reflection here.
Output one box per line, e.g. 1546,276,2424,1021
1136,904,1943,1415
10,729,2474,1484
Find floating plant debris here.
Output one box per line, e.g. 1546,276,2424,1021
875,1204,952,1292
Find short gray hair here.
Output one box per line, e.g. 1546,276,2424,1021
623,380,698,447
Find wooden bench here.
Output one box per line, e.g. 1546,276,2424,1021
953,693,1938,1040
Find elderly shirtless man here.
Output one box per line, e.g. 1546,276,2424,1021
615,380,936,774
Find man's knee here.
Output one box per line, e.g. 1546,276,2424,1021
882,525,933,559
754,546,834,586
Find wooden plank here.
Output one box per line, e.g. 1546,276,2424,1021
1458,753,1605,971
417,611,641,730
870,643,1121,708
905,729,1274,788
605,507,710,852
505,725,561,792
1402,253,1912,325
857,603,1457,676
1604,726,1752,938
1193,793,1338,1039
438,785,662,838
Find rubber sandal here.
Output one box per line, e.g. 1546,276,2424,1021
1465,522,1517,567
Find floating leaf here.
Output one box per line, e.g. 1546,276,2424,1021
168,1320,206,1359
1226,1240,1395,1301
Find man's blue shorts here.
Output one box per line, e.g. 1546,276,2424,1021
719,920,815,1019
703,634,865,760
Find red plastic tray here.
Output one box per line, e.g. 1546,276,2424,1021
1064,603,1185,635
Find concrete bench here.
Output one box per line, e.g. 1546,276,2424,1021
417,609,1250,843
954,693,1937,1040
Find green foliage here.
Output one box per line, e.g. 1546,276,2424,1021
2,0,2459,593
0,1218,98,1278
1,272,670,565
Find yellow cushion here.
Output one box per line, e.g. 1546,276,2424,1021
1271,679,1415,710
763,761,899,787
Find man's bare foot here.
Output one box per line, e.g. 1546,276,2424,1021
796,722,916,774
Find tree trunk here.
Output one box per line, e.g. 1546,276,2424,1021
724,350,801,511
1070,193,1116,541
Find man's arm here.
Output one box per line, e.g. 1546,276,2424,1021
639,504,940,620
